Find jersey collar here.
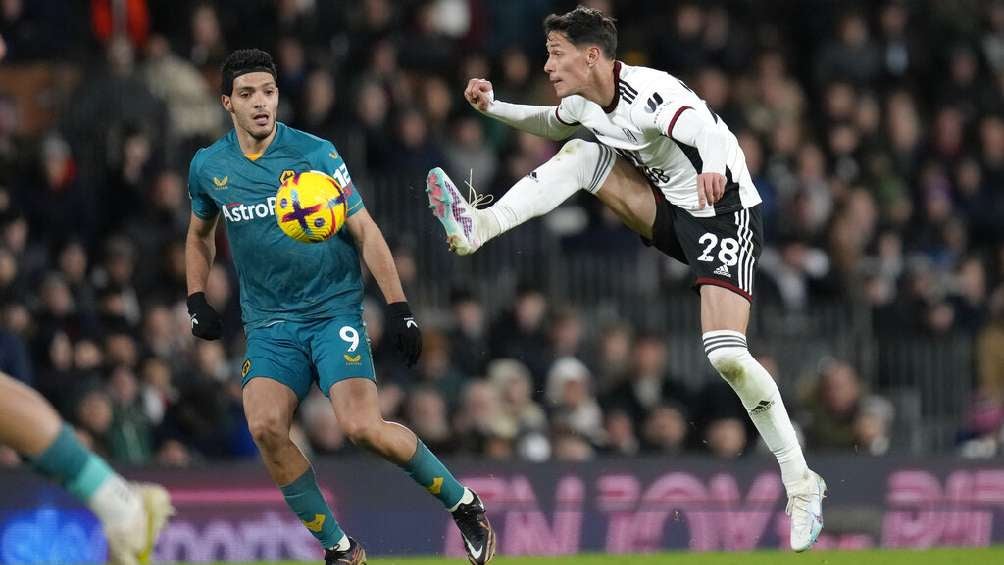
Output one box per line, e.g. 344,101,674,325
232,122,286,161
601,61,623,114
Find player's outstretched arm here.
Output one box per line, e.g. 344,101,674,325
185,211,223,340
346,209,405,304
346,209,422,366
465,78,578,141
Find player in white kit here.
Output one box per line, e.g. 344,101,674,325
425,6,826,552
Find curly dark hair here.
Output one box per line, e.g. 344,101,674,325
543,5,618,59
220,49,277,96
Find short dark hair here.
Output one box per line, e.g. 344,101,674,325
543,6,617,59
221,49,277,96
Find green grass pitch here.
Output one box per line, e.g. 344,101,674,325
211,546,1004,565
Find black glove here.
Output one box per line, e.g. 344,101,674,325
187,292,223,340
385,301,422,367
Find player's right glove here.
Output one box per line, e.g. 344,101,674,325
187,292,223,341
385,301,422,367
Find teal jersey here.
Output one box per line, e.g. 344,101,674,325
187,123,366,328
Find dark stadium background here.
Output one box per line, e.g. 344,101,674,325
0,0,1003,562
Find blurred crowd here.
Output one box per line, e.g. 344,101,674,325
0,0,1003,464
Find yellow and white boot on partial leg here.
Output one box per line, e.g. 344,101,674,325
104,483,174,565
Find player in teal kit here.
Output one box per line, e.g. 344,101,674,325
185,50,495,565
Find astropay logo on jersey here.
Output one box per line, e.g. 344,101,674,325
221,196,277,223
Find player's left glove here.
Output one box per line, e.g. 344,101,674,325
386,301,422,367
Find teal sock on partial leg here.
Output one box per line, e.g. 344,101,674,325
280,467,345,549
31,423,92,489
32,423,116,500
401,440,466,509
30,423,140,525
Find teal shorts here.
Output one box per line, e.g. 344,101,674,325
241,314,376,400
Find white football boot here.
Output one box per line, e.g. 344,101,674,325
786,470,827,552
105,483,174,565
426,167,486,256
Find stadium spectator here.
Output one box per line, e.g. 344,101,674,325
140,34,224,149
138,356,173,425
445,287,490,378
392,107,447,177
410,328,465,407
487,358,548,435
853,395,895,456
293,68,342,144
404,385,457,455
546,357,604,445
443,117,498,195
75,386,114,455
591,322,633,396
453,379,516,455
490,283,551,389
601,334,689,431
816,10,883,86
551,428,595,461
106,364,153,463
802,359,896,452
640,403,689,455
548,306,585,361
705,417,749,459
601,409,639,457
876,1,927,86
187,2,226,70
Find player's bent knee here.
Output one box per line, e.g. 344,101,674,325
340,418,382,447
247,413,290,451
558,138,591,155
558,138,604,169
707,347,749,385
703,330,753,387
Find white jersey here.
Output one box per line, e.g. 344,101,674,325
554,61,761,218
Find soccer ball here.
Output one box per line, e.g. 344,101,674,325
275,170,347,243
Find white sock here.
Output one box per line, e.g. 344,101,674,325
478,139,615,243
88,473,143,528
703,330,809,494
329,534,350,552
448,487,475,512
